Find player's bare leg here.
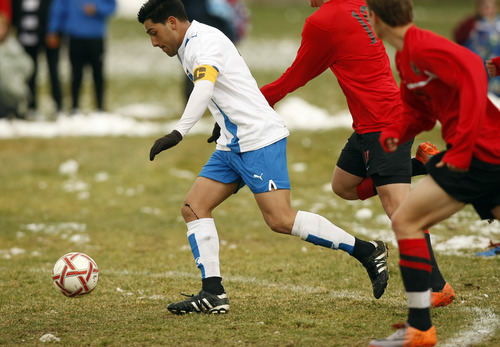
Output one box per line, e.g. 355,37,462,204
391,175,465,241
181,177,239,222
372,175,466,344
333,165,451,303
331,166,365,200
254,188,390,299
376,183,409,218
168,177,239,315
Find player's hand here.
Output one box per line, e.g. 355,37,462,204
149,130,182,161
486,59,498,78
384,138,399,152
435,161,467,173
207,122,220,143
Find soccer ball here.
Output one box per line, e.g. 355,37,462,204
52,252,99,297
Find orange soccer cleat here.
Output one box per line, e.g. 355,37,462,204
370,323,437,347
431,282,455,308
415,142,440,165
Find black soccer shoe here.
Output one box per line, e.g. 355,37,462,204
361,240,389,299
167,289,230,315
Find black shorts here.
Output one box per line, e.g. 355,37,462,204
336,132,413,187
426,151,500,220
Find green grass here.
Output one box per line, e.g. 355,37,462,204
0,132,499,346
1,1,499,346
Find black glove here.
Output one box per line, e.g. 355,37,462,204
149,130,182,161
207,122,220,143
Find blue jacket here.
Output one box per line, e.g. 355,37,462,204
48,0,116,38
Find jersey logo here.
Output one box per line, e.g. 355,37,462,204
406,70,437,90
253,173,264,181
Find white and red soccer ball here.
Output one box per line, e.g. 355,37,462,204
52,252,99,297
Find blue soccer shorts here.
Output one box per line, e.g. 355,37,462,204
199,138,291,194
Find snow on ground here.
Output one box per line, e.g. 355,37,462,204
0,97,352,139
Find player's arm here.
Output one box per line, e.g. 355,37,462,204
260,21,333,107
420,48,486,170
150,65,217,161
380,84,436,152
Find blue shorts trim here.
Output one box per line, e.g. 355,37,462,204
199,138,291,194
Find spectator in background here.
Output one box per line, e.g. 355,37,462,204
181,0,248,103
0,0,11,42
453,0,500,96
12,0,63,119
46,0,116,114
0,0,34,120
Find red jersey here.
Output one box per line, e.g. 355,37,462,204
385,25,500,169
260,0,402,134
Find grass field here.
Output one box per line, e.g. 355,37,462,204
1,1,499,346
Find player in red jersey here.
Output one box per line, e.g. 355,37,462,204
259,0,453,304
366,0,500,345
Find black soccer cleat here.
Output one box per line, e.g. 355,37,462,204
167,289,230,315
361,240,389,299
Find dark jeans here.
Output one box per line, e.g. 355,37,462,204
69,38,105,111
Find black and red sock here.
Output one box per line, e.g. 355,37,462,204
398,238,432,331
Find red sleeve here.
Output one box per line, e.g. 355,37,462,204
398,83,437,143
413,46,488,169
379,85,437,152
379,54,437,151
260,20,334,108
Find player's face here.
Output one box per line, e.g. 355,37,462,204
144,18,180,57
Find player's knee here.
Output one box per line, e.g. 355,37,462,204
331,180,343,196
181,202,199,222
332,181,356,200
390,210,409,237
264,214,293,234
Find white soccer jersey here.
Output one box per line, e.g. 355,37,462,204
175,20,289,153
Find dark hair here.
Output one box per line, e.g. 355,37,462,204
366,0,413,27
137,0,188,24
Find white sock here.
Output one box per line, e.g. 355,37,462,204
186,218,221,279
407,289,431,309
291,210,355,254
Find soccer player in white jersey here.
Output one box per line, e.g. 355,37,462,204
138,0,390,315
